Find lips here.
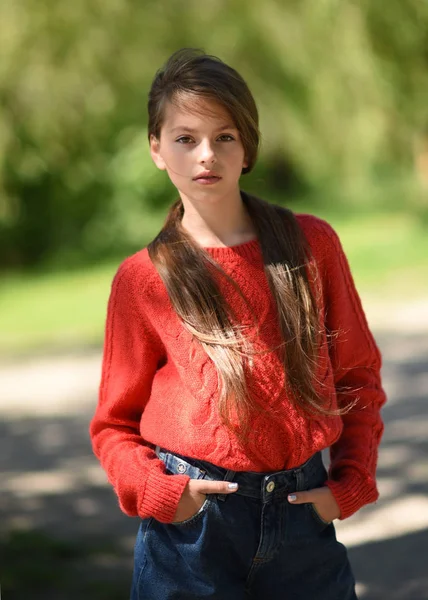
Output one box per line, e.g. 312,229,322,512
193,176,221,185
193,171,221,181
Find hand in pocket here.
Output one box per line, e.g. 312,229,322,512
173,478,239,523
287,485,341,523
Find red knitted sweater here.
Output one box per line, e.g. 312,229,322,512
90,213,386,523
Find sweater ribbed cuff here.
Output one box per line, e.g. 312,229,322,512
141,467,190,523
326,472,379,520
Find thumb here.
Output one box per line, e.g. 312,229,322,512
287,491,314,504
191,479,239,495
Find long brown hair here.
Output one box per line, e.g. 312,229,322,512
147,49,345,442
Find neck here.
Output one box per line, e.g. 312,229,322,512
180,189,257,248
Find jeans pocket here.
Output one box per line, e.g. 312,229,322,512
170,495,212,527
306,502,332,527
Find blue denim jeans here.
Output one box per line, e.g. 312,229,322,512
131,448,357,600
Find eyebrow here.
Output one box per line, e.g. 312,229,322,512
168,124,237,134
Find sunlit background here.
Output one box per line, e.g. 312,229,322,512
1,1,428,598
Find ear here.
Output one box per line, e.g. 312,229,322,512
150,135,166,170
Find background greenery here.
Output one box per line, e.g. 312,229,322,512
1,0,427,355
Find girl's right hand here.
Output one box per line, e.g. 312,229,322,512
172,478,239,523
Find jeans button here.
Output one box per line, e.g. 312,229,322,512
177,463,187,473
266,480,275,493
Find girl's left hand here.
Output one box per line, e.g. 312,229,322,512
287,486,341,523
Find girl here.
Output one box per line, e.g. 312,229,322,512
90,48,386,599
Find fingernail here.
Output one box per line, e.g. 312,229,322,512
288,494,297,502
228,482,238,489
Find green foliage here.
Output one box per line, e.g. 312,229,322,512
1,0,427,267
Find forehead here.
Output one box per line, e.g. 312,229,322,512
162,96,235,131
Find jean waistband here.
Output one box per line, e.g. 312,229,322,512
155,446,325,502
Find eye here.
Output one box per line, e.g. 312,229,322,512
217,134,235,142
176,136,194,144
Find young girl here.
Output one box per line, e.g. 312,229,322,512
90,48,386,599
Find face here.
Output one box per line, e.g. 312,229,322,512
150,96,248,209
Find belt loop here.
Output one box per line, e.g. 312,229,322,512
224,469,236,482
294,468,305,492
217,469,236,502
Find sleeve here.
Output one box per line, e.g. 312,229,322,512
320,222,387,520
89,260,190,522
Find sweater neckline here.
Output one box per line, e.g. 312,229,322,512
203,238,261,261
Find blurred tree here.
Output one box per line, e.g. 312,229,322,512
0,0,427,267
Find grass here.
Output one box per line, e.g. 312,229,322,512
328,211,428,293
0,211,427,357
0,261,117,358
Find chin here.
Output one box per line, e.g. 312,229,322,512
196,188,232,202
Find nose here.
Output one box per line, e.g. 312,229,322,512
198,139,216,164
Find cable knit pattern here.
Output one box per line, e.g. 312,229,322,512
89,213,386,522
